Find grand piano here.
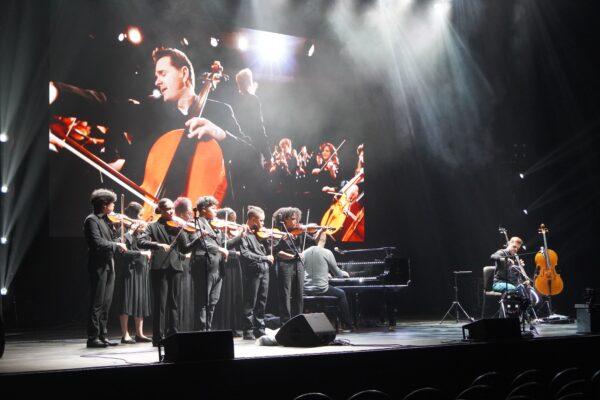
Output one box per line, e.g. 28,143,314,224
329,248,411,327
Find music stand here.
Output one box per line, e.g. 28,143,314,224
439,270,474,324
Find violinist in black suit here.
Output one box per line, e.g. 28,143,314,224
83,188,127,348
190,196,244,331
238,206,274,340
137,198,190,346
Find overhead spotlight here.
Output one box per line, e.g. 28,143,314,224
182,37,189,46
519,173,525,179
127,26,143,45
257,34,286,62
238,35,249,52
210,37,219,47
522,209,528,215
1,236,7,244
1,184,7,193
151,89,161,98
307,43,315,57
433,0,451,17
118,33,126,42
0,287,6,296
0,132,7,142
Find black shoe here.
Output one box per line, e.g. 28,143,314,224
242,331,255,340
99,337,119,346
87,338,108,348
253,330,265,339
232,330,242,338
121,337,136,344
134,335,152,343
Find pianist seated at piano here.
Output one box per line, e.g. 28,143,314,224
302,231,354,332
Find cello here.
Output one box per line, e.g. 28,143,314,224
138,61,227,219
534,224,563,296
319,168,364,241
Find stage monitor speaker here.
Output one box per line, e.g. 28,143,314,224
462,318,521,341
275,313,336,347
162,330,234,362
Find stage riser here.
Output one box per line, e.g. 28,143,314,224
1,334,598,399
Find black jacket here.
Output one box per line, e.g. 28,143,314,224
137,219,190,271
83,213,119,271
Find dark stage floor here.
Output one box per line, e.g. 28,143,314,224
0,319,581,374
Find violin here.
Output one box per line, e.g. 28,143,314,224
288,223,334,236
255,227,292,240
534,224,563,296
166,217,216,239
107,212,148,230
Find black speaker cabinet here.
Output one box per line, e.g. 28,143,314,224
575,303,600,333
462,318,522,341
276,313,336,347
162,330,234,362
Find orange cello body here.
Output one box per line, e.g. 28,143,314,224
534,248,563,296
534,224,563,296
139,129,226,219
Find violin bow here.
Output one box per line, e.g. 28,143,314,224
315,139,346,174
120,194,125,244
302,209,310,253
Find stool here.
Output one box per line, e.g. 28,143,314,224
303,295,340,331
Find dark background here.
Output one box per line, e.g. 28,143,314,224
2,0,600,329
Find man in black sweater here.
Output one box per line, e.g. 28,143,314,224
83,188,127,348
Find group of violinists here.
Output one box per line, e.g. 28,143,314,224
84,188,353,348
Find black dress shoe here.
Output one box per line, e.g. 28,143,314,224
134,335,152,343
243,331,255,340
121,337,136,344
87,339,108,348
99,337,119,346
253,330,265,339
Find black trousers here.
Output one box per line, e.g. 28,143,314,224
242,266,269,334
150,268,182,341
321,286,353,327
277,261,304,322
87,266,115,340
192,258,222,331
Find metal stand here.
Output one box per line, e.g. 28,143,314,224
439,271,474,324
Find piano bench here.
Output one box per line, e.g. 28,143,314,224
303,295,340,332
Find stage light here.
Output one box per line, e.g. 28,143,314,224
1,184,7,193
127,27,143,45
210,37,219,48
1,237,7,244
307,43,315,57
433,0,451,18
151,89,161,98
118,33,126,42
523,209,528,215
257,34,286,62
0,132,7,142
238,35,249,52
519,173,525,179
49,81,58,105
182,37,189,46
0,287,6,296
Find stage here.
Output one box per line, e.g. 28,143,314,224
0,320,582,374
